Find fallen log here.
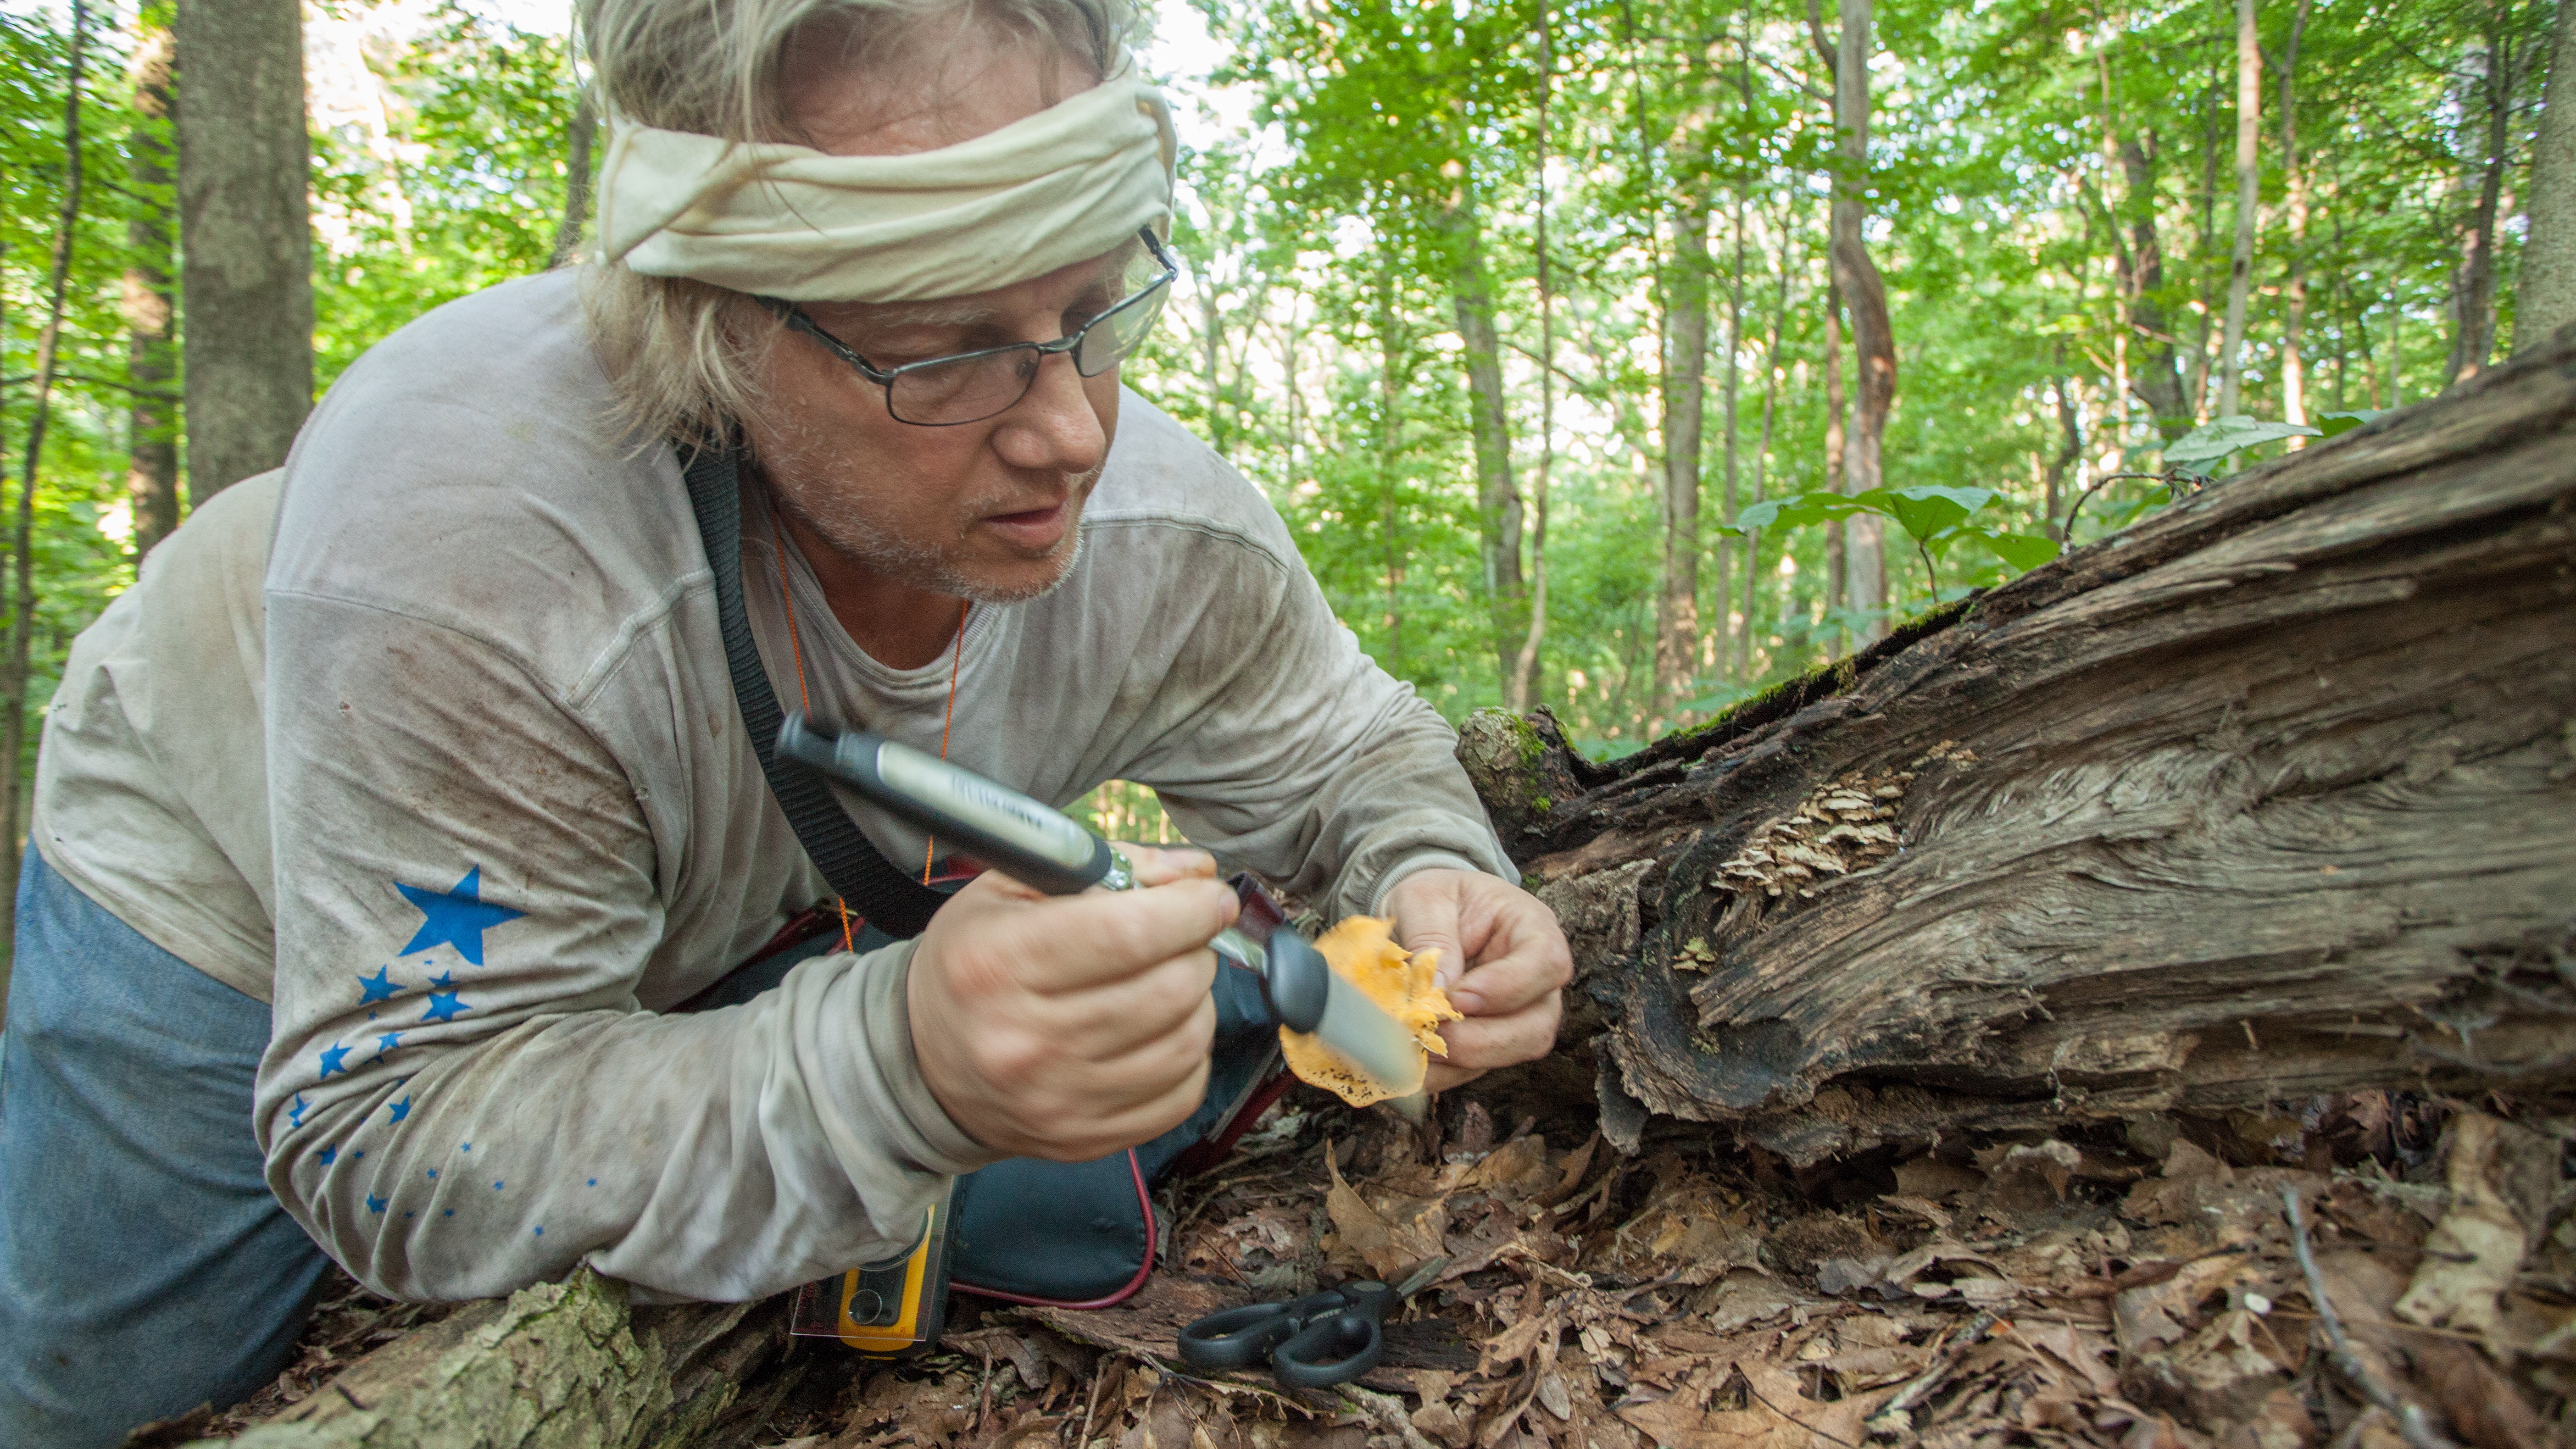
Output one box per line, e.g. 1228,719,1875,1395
168,1272,796,1449
1463,325,2576,1164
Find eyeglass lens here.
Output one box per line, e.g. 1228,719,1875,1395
885,248,1173,425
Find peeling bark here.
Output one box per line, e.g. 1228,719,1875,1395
1463,332,2576,1164
181,1271,795,1449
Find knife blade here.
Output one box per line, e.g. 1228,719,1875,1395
773,714,1422,1096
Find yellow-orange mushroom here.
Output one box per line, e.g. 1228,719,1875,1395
1279,915,1461,1107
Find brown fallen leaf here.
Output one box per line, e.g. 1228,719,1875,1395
2123,1309,2291,1425
2409,1336,2561,1449
2122,1411,2220,1449
1323,1152,1446,1283
1894,1155,1988,1199
2394,1113,2531,1337
2117,1254,2258,1355
2018,1319,2122,1396
1533,1132,1600,1210
1454,1134,1552,1200
2217,1385,2318,1449
1736,1359,1891,1447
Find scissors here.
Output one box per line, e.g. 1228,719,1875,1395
1178,1280,1392,1388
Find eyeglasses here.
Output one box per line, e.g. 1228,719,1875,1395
762,227,1177,427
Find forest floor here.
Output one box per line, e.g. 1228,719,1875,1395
191,1084,2576,1449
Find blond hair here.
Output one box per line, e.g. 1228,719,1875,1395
574,0,1143,444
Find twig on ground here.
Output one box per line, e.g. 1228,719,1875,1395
1744,1377,1861,1449
971,1348,995,1435
1076,1355,1110,1448
1336,1382,1441,1449
1865,1308,2000,1437
2328,1405,2390,1449
2281,1185,2461,1449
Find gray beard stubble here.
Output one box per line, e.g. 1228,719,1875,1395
783,470,1092,605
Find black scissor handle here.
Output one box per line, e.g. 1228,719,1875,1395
1271,1281,1391,1388
1178,1291,1343,1370
1273,1310,1384,1388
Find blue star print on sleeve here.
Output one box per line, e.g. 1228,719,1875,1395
358,966,400,1003
422,991,469,1024
395,866,523,965
317,1042,351,1078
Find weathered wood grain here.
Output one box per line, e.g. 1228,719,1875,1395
1464,328,2576,1163
184,1272,791,1449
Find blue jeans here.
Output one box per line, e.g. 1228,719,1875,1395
0,851,332,1449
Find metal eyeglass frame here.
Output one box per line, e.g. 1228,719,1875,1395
760,226,1179,427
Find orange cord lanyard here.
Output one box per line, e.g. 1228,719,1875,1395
767,505,968,950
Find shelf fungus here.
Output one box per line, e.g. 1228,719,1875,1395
1710,742,1971,899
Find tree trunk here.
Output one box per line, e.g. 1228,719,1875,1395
2,0,89,1001
2218,0,2261,419
2276,0,2312,432
126,23,181,558
1507,9,1556,714
2449,9,2516,386
1202,270,1227,459
1821,275,1847,638
176,0,315,500
1736,205,1793,683
1458,328,2576,1161
2190,55,2226,421
2044,374,2082,539
1830,0,1891,642
2117,136,2194,439
547,85,596,271
1376,273,1406,671
1716,191,1747,678
1655,194,1711,711
1440,192,1524,691
2518,0,2576,349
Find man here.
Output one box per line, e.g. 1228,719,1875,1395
0,0,1571,1442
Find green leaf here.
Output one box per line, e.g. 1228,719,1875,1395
1860,485,1994,544
1979,531,2062,572
2163,415,2324,472
1894,484,2000,514
1733,491,1868,534
2316,409,2382,438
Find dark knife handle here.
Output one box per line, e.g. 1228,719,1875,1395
779,715,1338,1036
775,715,1119,897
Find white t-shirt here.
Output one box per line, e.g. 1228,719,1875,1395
32,270,1510,1303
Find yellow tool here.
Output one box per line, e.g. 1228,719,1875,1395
789,1184,953,1356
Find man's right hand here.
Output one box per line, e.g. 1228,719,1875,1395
905,847,1230,1161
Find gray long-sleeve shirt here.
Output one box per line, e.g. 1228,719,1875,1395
31,270,1510,1303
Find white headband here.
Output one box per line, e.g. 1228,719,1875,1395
597,63,1177,303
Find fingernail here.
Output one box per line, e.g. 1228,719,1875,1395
1448,987,1483,1014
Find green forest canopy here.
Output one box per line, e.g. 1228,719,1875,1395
0,0,2556,805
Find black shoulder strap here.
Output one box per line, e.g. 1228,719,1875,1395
679,434,947,940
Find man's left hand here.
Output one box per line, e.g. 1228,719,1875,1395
1381,868,1573,1092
